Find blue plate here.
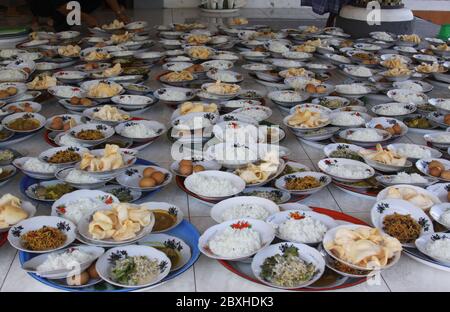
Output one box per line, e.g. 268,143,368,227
19,220,200,292
20,158,162,204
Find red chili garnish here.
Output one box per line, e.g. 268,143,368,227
104,196,113,205
290,212,305,220
57,206,66,214
230,221,251,230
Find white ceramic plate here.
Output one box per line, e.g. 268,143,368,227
198,218,275,261
8,216,76,253
370,198,434,248
210,196,280,223
95,245,171,288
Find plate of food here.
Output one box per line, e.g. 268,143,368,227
341,64,375,79
322,224,402,270
77,202,155,246
376,173,438,188
74,144,137,179
201,82,240,100
430,201,450,229
393,80,433,93
371,103,416,117
198,218,275,261
266,210,338,245
0,193,36,234
54,167,111,190
69,123,115,146
53,70,87,84
377,185,440,212
13,156,58,179
0,148,22,165
359,144,412,173
184,170,246,202
79,48,111,62
371,198,434,248
403,114,437,133
21,245,103,281
80,80,123,103
2,112,45,133
232,156,285,187
44,114,83,132
429,98,450,114
159,70,196,87
58,97,98,112
268,90,310,108
170,159,221,178
136,233,191,272
274,171,331,195
153,87,196,104
387,89,428,105
283,106,330,133
323,143,363,161
8,216,76,253
329,111,371,128
116,165,172,192
311,96,350,110
338,128,392,147
39,146,88,167
424,132,450,149
0,82,27,102
95,245,171,288
50,190,119,226
138,202,184,233
414,232,450,267
318,158,375,183
24,179,75,203
210,196,279,224
99,185,141,203
334,83,372,98
121,83,152,96
251,242,325,290
115,120,166,142
387,143,441,161
416,158,450,182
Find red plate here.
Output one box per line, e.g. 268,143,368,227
175,175,309,204
0,232,7,247
218,207,369,291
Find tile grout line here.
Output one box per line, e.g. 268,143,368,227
0,250,18,292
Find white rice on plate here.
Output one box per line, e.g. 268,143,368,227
375,104,412,115
37,248,95,272
278,216,327,243
335,84,369,94
121,123,157,138
208,226,262,258
332,112,365,126
187,174,239,197
23,158,58,173
390,172,428,184
65,170,101,183
426,239,450,261
439,210,450,227
431,133,450,143
57,197,107,224
390,144,431,159
221,203,269,221
327,163,371,179
347,129,383,142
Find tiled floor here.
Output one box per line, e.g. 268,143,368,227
0,8,448,292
